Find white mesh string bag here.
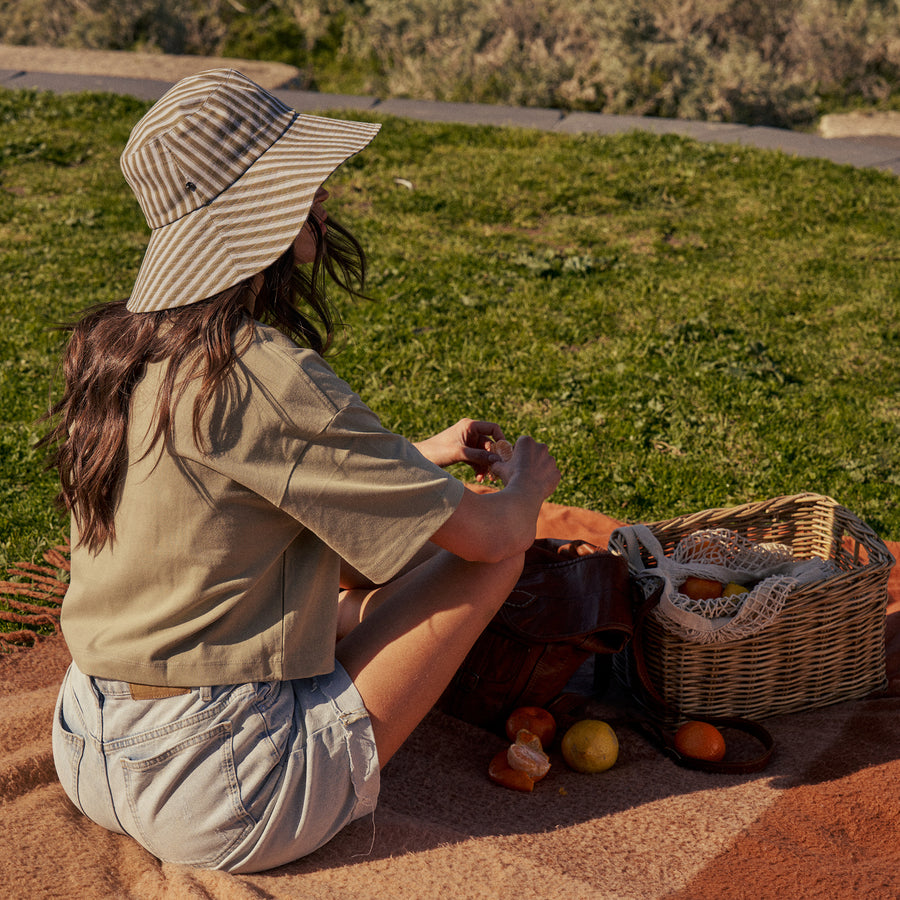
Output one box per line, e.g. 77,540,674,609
609,525,838,643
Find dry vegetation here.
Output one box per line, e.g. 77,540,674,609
2,0,899,128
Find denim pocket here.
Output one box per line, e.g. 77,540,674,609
122,720,255,868
51,691,86,814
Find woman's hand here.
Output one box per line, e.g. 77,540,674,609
413,418,507,482
429,434,561,562
487,435,561,499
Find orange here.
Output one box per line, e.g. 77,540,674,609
682,531,719,555
680,576,723,600
505,706,557,748
560,720,619,773
488,749,535,792
673,720,727,762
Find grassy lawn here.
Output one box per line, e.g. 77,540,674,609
1,86,899,587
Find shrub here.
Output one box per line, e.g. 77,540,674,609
0,0,227,53
2,0,900,126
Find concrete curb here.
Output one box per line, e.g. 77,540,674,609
3,63,900,177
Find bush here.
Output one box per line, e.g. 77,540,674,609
0,0,227,53
2,0,900,127
343,0,900,126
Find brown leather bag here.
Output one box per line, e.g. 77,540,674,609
437,538,776,774
437,538,633,733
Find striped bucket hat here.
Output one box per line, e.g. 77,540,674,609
120,68,381,313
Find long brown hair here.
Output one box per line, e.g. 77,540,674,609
40,216,368,554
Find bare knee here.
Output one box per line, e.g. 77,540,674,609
495,550,526,590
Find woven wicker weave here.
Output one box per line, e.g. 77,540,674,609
611,493,894,720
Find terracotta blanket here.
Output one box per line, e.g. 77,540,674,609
2,501,899,899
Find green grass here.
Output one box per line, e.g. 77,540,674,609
2,86,899,586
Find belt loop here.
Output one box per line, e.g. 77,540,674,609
199,685,213,702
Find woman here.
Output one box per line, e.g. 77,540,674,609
45,69,559,873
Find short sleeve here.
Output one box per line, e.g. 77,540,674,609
189,324,466,583
280,399,465,582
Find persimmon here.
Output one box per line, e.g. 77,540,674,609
680,576,723,601
488,749,535,792
679,530,719,557
673,720,727,762
505,706,557,748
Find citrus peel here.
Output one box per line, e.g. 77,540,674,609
488,749,535,792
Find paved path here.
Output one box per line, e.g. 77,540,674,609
2,47,900,176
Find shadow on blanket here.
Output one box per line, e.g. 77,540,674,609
1,498,898,899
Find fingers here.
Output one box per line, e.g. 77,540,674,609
487,434,560,498
462,419,505,450
453,419,506,481
446,421,558,498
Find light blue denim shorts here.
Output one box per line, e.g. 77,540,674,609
52,661,380,873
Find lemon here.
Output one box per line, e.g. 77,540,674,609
560,719,618,773
722,582,749,597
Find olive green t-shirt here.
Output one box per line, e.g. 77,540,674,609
61,321,465,685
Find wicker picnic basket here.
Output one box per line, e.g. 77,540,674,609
610,493,894,720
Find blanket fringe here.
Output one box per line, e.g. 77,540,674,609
0,541,70,650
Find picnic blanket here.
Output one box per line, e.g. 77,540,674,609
2,499,899,899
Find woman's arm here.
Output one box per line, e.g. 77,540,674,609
413,418,506,483
343,419,558,582
428,434,560,563
340,541,441,591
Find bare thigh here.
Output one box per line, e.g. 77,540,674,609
335,547,523,767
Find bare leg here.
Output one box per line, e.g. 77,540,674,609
336,541,443,639
335,548,523,767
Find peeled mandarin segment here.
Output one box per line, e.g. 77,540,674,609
493,439,513,461
557,540,599,559
488,749,535,792
507,729,551,780
488,438,514,481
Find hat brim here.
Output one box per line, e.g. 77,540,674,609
126,114,380,313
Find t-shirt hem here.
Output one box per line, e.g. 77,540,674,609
66,649,337,687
